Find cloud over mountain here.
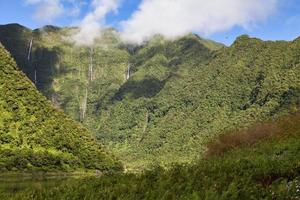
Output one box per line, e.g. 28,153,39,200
120,0,278,43
72,0,121,46
24,0,278,44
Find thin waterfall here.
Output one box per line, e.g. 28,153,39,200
27,38,33,61
80,88,88,122
80,47,93,122
34,68,37,85
88,47,93,82
126,64,131,80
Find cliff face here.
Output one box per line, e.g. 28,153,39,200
0,42,123,172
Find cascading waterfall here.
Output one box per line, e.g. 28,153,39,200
126,64,131,80
27,37,33,61
80,47,94,122
51,93,60,108
80,88,88,122
88,47,93,82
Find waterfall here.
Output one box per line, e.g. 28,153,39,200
80,88,88,122
27,38,33,61
51,93,60,108
79,47,93,122
34,68,37,85
88,47,93,82
126,64,131,80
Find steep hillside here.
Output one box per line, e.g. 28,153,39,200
0,24,223,168
0,43,122,172
97,34,222,168
95,35,300,169
1,23,299,170
0,23,130,123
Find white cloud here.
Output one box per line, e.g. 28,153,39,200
72,0,121,46
25,0,85,22
121,0,278,44
25,0,64,22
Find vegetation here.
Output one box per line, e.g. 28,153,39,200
1,112,300,199
0,43,122,172
96,34,300,169
0,22,300,199
0,24,299,171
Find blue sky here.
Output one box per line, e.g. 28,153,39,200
0,0,300,45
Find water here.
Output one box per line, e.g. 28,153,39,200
0,174,81,197
89,47,93,82
126,64,131,80
80,88,88,122
80,47,93,122
27,38,33,61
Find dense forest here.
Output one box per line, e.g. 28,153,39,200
1,24,299,170
0,43,122,172
0,22,300,199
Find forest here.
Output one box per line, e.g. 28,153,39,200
0,23,299,199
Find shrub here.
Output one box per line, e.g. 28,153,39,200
206,111,300,156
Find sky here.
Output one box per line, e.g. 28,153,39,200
0,0,300,45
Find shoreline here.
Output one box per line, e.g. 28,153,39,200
0,171,98,180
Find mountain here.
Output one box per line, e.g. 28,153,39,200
0,43,122,172
0,23,299,171
95,34,300,169
0,22,300,199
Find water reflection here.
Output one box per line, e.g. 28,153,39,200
0,174,79,195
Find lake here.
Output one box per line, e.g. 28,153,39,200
0,174,84,199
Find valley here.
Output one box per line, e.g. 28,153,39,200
0,24,299,170
0,23,299,199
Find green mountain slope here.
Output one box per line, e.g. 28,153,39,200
96,34,222,168
1,23,299,170
95,35,300,169
0,24,223,168
0,23,130,123
0,43,122,172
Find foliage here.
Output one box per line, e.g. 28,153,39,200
206,110,300,156
96,35,300,169
0,23,300,199
1,112,300,199
1,24,300,170
0,43,122,172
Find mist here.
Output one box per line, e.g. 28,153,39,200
71,0,121,46
24,0,278,45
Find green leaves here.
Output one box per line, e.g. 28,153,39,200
0,43,122,172
1,23,300,171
